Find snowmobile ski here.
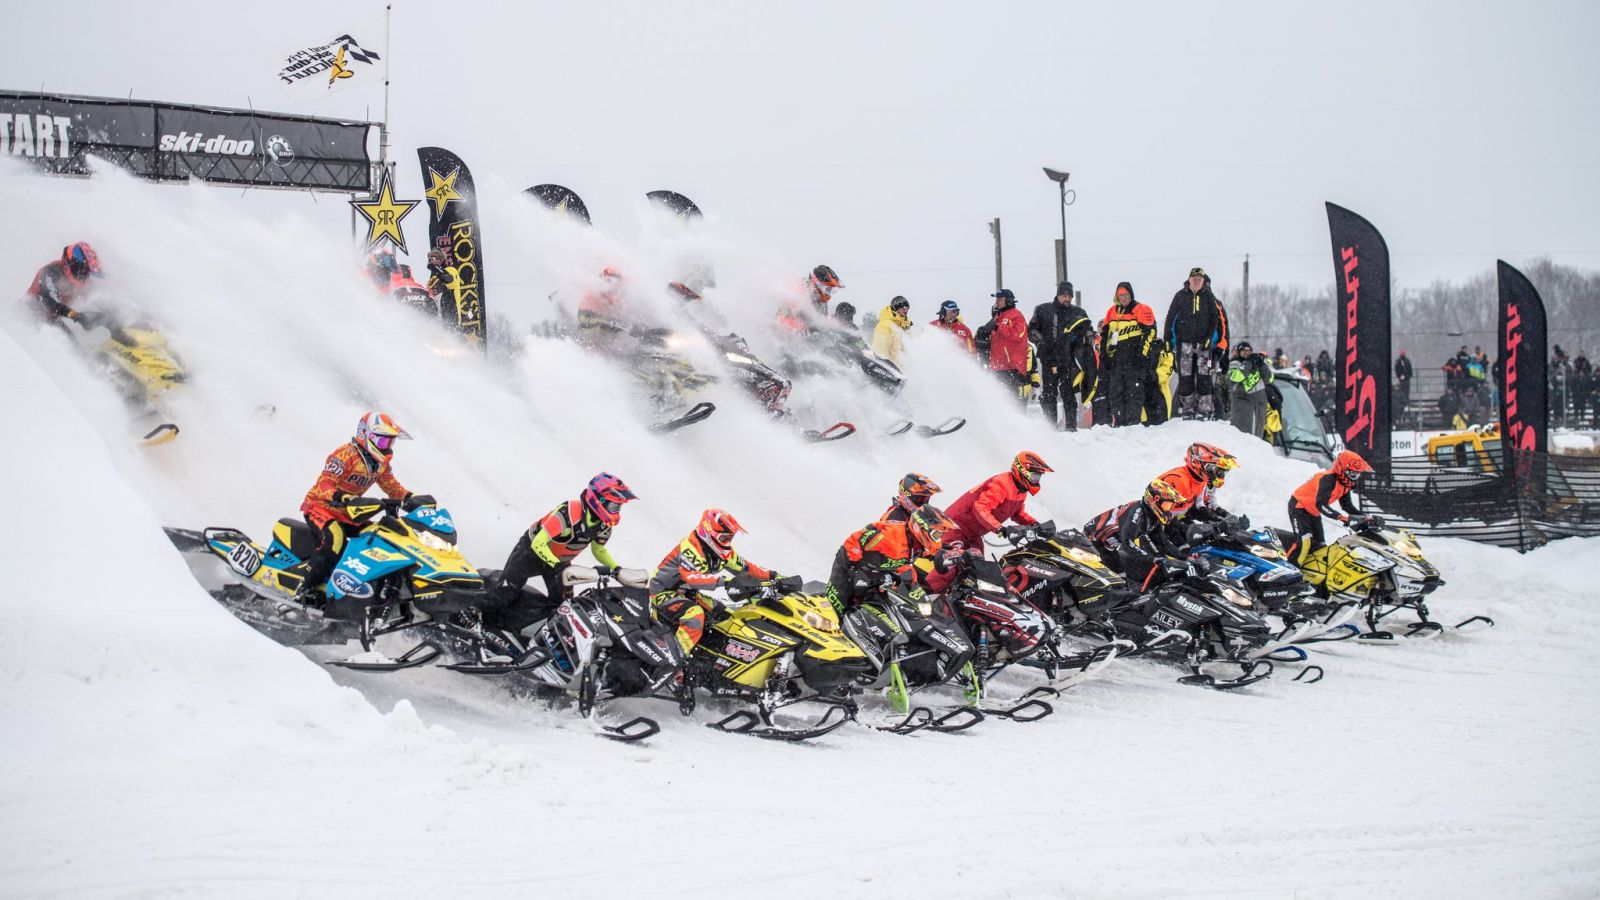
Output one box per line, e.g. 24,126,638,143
883,419,915,437
1178,659,1273,691
802,422,856,443
140,423,179,445
597,716,661,743
648,401,716,434
923,706,986,733
913,416,966,438
705,705,851,742
982,686,1056,722
869,707,937,735
1295,622,1363,644
326,641,442,672
440,647,551,674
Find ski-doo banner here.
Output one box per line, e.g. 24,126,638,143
1497,260,1549,462
0,92,373,192
1325,202,1392,467
419,147,486,350
275,14,387,105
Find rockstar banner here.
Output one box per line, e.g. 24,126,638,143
0,91,373,192
418,147,486,350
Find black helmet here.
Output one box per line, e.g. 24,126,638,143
834,301,857,323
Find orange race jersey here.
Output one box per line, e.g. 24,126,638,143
300,441,409,527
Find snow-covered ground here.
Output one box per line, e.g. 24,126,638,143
3,172,1599,899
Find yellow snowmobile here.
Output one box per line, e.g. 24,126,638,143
1296,518,1491,642
91,320,186,445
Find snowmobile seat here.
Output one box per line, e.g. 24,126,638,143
274,518,319,561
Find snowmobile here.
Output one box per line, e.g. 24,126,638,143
782,323,906,397
1294,519,1492,642
82,316,185,445
1092,559,1281,690
1185,518,1345,645
680,573,871,740
935,553,1059,720
994,524,1136,682
164,498,485,669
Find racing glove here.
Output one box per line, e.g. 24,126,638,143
402,493,436,511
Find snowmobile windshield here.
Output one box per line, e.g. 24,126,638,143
1273,379,1331,460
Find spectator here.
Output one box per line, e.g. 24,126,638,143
871,295,912,365
1144,336,1172,425
1227,341,1274,438
987,289,1031,401
1315,350,1334,384
1272,347,1291,370
1028,281,1097,430
1395,349,1413,408
1298,355,1315,380
1164,267,1225,420
929,299,975,355
1098,282,1157,427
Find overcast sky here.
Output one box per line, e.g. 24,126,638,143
4,0,1597,313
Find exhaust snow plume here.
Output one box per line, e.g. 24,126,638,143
0,161,1322,578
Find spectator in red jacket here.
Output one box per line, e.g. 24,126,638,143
945,451,1054,549
987,289,1030,399
930,299,975,355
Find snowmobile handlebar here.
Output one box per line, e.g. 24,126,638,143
562,565,650,589
995,520,1058,547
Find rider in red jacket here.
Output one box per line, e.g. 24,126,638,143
945,451,1054,549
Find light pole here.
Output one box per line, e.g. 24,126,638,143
1042,167,1075,283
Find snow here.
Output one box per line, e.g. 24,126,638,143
4,170,1600,899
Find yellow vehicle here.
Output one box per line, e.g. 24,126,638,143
1299,520,1489,641
1425,424,1502,474
91,321,186,445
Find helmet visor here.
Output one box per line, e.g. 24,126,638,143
371,433,395,452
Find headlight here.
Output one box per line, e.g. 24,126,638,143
1391,537,1422,559
1249,545,1283,560
1219,585,1254,608
664,334,691,350
417,531,454,553
724,352,757,366
1347,546,1391,570
1065,547,1105,567
977,580,1009,596
800,609,839,633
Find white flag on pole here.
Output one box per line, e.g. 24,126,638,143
275,14,387,105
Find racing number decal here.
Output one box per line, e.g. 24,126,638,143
228,542,262,577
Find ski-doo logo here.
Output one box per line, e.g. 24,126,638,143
330,569,373,599
158,132,256,156
1338,245,1379,452
723,640,761,663
0,113,71,159
265,134,295,168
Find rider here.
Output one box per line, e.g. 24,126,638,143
296,412,429,610
648,509,779,660
1083,479,1188,587
929,300,975,354
946,451,1055,550
881,472,941,523
826,505,958,611
1286,450,1377,563
26,242,104,327
776,265,843,334
484,473,637,632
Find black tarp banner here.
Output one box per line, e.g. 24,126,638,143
526,184,591,225
1497,260,1548,461
1325,202,1392,466
418,147,485,350
0,91,372,192
646,190,716,289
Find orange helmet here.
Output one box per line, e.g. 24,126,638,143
1011,451,1053,495
695,508,745,561
1143,479,1187,525
808,265,842,303
64,242,102,280
356,411,410,459
1186,442,1238,484
907,505,955,556
893,472,941,514
1334,450,1374,486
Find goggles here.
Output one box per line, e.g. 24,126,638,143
371,433,395,451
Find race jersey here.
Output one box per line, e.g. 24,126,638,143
300,441,409,527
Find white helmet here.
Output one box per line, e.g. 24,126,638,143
355,411,410,458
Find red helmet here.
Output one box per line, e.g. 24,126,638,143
355,411,410,459
695,508,745,561
1143,479,1187,525
1334,450,1374,485
582,472,636,526
63,242,102,280
893,472,941,514
1186,443,1239,483
1011,451,1053,495
907,505,955,556
808,265,841,303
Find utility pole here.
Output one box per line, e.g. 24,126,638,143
988,218,1003,292
1241,253,1250,338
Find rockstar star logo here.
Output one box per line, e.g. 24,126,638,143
351,170,419,253
424,166,465,221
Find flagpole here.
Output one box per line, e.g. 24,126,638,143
379,2,392,167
